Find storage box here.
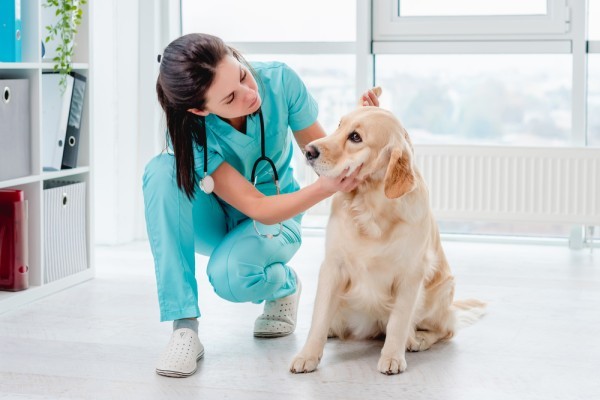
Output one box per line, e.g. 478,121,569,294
0,189,28,291
43,181,87,283
0,79,30,181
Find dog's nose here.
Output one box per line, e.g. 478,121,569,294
305,145,320,161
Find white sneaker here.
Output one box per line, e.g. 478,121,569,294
254,274,302,338
155,328,204,378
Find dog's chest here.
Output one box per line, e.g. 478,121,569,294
341,259,397,315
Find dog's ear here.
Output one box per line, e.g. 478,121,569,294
383,148,416,199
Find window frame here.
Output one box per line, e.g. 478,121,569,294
373,0,572,39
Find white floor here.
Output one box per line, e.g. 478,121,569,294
0,235,599,400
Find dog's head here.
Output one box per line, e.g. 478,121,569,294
305,106,416,199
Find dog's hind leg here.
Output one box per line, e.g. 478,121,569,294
407,274,457,352
407,329,453,352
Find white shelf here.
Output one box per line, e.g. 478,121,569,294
0,63,89,70
0,1,93,314
0,62,41,69
0,269,94,312
41,63,90,71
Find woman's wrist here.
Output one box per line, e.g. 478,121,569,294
310,178,336,199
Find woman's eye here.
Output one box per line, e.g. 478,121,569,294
348,132,362,143
241,71,247,81
226,95,235,105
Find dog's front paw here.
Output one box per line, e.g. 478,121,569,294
290,353,320,374
377,354,407,375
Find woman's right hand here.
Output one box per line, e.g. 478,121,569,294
317,166,363,195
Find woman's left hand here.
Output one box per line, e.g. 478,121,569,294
358,87,382,107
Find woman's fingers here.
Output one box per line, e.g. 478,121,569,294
339,165,362,192
359,89,381,107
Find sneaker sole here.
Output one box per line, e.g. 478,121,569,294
253,330,294,338
155,350,205,378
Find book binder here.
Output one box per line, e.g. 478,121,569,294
0,0,22,62
62,72,86,169
0,79,30,181
0,189,28,292
42,72,74,171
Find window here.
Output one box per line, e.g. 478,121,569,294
176,1,596,242
590,0,600,40
181,0,355,42
374,0,570,38
375,54,572,146
398,0,547,17
247,55,356,134
589,2,600,146
589,56,600,146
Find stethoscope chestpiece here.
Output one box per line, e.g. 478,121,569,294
199,174,214,194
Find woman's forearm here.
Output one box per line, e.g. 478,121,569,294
249,181,332,225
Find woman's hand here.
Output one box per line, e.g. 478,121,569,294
317,166,363,195
358,87,382,107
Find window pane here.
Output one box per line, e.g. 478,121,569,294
590,0,600,40
589,55,600,146
375,54,572,146
181,0,356,42
248,55,355,227
399,0,547,17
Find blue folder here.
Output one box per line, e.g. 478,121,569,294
0,0,22,62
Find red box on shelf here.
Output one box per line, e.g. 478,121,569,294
0,189,28,291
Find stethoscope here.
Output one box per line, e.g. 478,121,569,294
198,108,283,239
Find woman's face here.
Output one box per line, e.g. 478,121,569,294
193,55,261,119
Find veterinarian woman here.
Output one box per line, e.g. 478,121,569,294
143,33,379,378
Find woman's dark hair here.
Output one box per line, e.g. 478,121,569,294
156,33,249,199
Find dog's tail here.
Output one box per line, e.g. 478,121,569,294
451,299,487,330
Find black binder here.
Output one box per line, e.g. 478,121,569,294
61,72,87,169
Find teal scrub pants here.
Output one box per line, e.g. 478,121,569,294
142,154,302,322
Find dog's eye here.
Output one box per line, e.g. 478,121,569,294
348,132,362,143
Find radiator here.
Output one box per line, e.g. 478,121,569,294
415,146,600,225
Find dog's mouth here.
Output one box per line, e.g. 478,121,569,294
309,158,364,179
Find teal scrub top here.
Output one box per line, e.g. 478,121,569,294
194,61,319,225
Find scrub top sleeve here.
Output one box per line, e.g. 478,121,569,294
281,63,319,132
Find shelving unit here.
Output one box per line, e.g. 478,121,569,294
0,1,93,314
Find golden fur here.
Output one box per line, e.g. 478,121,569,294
290,104,485,375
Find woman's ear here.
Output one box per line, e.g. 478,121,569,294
188,108,209,117
383,148,416,199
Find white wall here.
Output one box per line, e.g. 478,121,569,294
92,0,140,244
91,0,179,245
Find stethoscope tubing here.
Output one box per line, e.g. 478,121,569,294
199,108,282,239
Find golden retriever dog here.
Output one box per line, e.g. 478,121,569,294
290,99,486,375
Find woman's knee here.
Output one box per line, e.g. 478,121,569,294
206,238,288,303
